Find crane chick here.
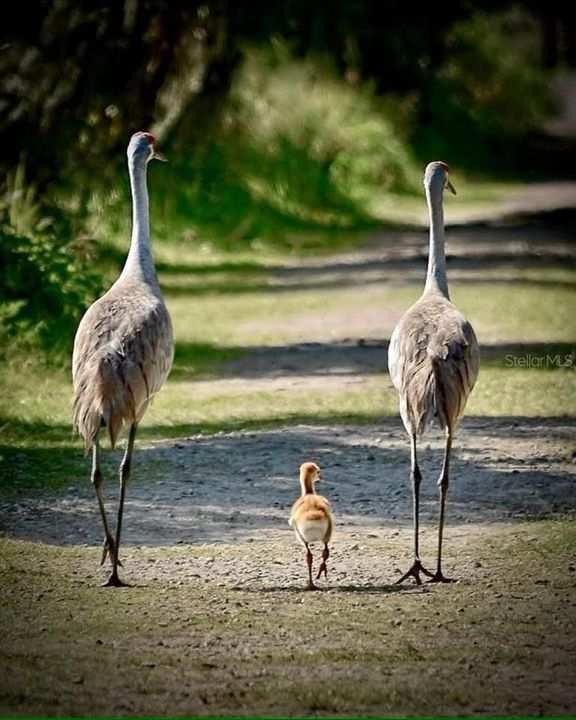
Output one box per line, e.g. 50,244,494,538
289,462,333,590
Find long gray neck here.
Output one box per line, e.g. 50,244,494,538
424,184,450,298
120,156,158,286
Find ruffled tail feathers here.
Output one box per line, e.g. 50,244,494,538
72,356,139,451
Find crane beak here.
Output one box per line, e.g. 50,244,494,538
446,178,456,195
151,149,168,162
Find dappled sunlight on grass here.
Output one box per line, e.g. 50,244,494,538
146,363,576,439
2,276,574,437
2,350,572,494
147,376,396,437
165,275,576,348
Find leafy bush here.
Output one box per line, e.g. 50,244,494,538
230,45,419,208
443,8,551,136
416,7,552,168
0,196,103,359
136,44,419,249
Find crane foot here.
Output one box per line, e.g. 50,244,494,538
426,571,456,584
102,570,130,588
395,559,434,585
306,581,319,591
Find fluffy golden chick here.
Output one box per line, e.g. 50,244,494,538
289,462,333,590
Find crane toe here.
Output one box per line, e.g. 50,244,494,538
426,571,456,584
395,559,434,585
102,570,130,588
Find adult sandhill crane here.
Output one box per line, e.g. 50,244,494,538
289,462,333,590
72,131,173,587
388,161,479,584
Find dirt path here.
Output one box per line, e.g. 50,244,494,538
1,186,576,556
2,418,574,569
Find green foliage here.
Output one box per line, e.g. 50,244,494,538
416,7,552,169
443,8,551,137
132,45,418,249
0,181,103,358
0,6,562,359
231,45,419,202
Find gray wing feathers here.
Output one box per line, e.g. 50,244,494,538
430,319,478,431
388,297,479,436
72,288,173,449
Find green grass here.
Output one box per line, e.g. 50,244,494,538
2,182,575,493
164,278,576,347
1,258,574,428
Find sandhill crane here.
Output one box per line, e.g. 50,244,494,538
388,161,479,584
289,462,333,590
72,131,174,587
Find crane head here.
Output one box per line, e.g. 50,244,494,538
128,131,167,163
424,161,456,195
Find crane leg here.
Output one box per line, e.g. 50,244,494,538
316,543,330,580
396,433,434,585
103,424,136,587
90,439,118,567
428,429,455,584
305,544,317,590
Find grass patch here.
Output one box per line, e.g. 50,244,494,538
165,277,576,347
170,342,244,381
456,283,576,344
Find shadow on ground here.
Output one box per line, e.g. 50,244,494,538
158,209,576,297
170,339,576,381
1,419,573,549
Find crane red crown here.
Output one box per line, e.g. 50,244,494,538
438,161,450,172
143,132,156,145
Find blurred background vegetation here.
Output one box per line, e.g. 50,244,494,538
0,0,574,359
